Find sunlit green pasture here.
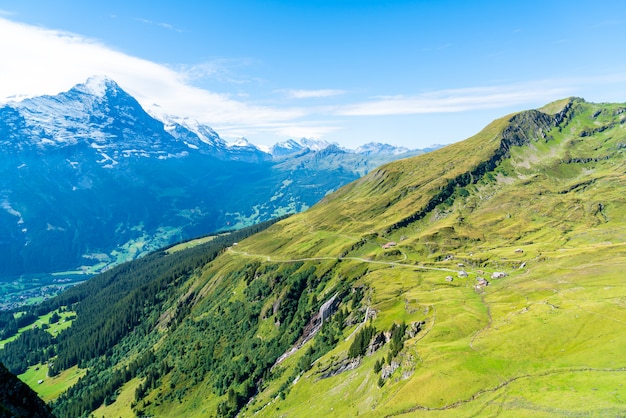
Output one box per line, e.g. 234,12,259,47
19,364,85,402
0,309,76,349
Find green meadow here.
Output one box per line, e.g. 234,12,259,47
19,364,85,402
0,309,76,349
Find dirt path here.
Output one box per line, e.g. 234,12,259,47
227,248,458,273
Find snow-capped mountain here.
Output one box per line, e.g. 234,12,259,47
0,76,436,281
6,76,184,156
271,138,343,159
355,142,412,155
299,137,334,151
159,115,226,149
270,139,307,157
223,137,272,162
1,75,272,164
271,138,423,159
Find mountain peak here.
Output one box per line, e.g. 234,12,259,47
157,114,225,146
298,137,335,151
271,139,306,157
74,75,121,97
355,142,411,155
270,138,339,158
227,137,253,148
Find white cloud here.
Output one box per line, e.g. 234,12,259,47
337,82,574,116
2,16,625,148
216,121,342,142
0,17,303,127
283,89,347,99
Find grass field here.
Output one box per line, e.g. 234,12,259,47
165,234,219,253
0,309,76,349
19,364,85,402
92,377,144,418
241,236,626,416
2,309,80,403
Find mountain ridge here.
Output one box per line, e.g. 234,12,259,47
213,96,626,417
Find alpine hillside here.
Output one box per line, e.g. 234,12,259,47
0,76,428,293
2,97,625,417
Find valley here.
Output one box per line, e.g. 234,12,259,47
1,97,625,417
0,77,427,300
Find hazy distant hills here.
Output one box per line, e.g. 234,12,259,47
3,97,624,417
0,76,430,280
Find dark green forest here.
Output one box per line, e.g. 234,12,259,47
1,213,384,417
0,217,290,417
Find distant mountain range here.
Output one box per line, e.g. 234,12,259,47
0,76,436,280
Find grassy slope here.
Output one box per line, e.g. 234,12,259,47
115,98,626,417
0,309,76,348
247,99,625,417
19,364,85,403
0,309,81,403
92,377,144,418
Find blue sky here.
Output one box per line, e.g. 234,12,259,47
1,0,626,148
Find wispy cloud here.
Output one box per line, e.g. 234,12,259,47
176,59,262,85
217,120,342,140
282,89,347,99
134,17,182,32
337,82,573,116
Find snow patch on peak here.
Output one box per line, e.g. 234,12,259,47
299,138,334,151
149,111,224,147
355,142,410,155
227,137,253,148
270,139,306,157
145,103,170,123
276,139,302,150
79,75,117,97
269,138,340,157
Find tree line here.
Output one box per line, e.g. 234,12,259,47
0,217,285,386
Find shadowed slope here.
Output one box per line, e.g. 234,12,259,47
0,362,53,418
